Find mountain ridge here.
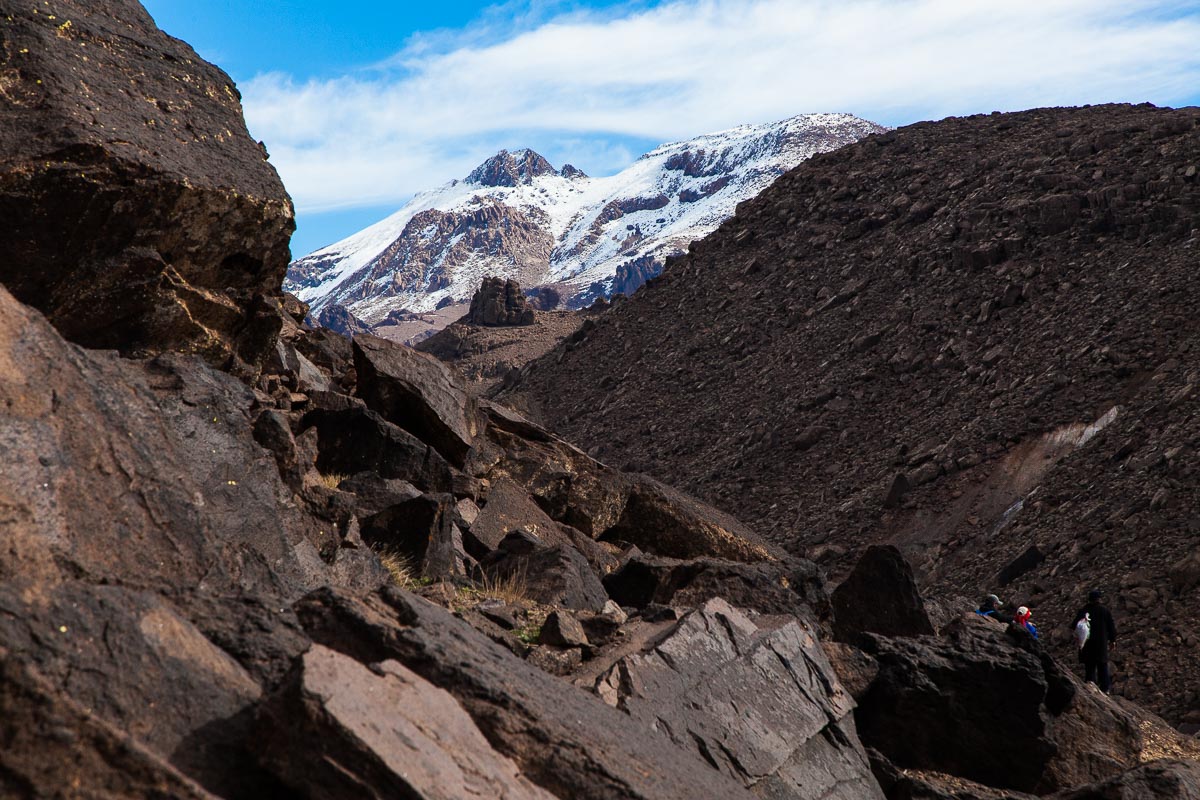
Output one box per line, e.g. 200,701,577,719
286,113,885,327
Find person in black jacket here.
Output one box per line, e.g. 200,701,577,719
1072,589,1118,693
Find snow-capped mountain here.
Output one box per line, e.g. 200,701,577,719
287,113,885,326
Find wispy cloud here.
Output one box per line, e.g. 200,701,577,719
243,0,1200,214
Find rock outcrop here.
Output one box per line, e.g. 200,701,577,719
466,277,538,326
353,334,481,466
853,615,1200,794
0,0,294,371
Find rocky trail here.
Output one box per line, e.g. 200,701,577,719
511,103,1200,727
0,2,1198,798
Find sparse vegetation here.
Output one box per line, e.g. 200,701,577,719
474,567,530,605
374,547,422,589
317,472,348,490
514,623,542,645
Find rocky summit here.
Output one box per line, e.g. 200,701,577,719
510,103,1200,726
2,2,1199,798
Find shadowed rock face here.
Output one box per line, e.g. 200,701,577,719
0,0,294,370
353,334,481,467
832,545,935,642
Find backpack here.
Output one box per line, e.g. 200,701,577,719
1074,613,1090,650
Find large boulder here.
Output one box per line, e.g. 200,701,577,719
354,334,481,467
475,402,631,536
299,405,456,492
856,617,1059,792
591,599,883,800
360,492,471,580
0,286,324,597
256,645,555,799
296,587,760,799
0,285,364,793
0,0,294,370
480,532,609,612
463,478,617,574
832,545,935,642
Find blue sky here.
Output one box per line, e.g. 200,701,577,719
141,0,1200,259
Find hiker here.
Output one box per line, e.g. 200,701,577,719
1072,589,1118,693
1014,605,1039,639
975,593,1013,623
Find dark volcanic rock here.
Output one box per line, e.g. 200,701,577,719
481,534,609,612
0,285,361,793
462,477,618,574
475,404,632,537
256,645,554,799
296,587,760,800
1053,760,1200,800
299,405,455,492
360,493,468,579
0,0,293,370
832,545,935,642
592,598,883,800
0,656,217,800
465,276,537,326
857,617,1058,792
0,286,323,597
539,610,589,648
602,552,829,621
601,474,780,562
855,614,1200,794
353,334,480,467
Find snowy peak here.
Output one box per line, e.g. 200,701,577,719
287,113,887,331
466,148,558,187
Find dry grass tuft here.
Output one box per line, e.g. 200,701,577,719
475,568,531,605
375,548,419,588
317,472,348,490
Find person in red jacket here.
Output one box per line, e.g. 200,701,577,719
1072,589,1118,693
1014,606,1039,640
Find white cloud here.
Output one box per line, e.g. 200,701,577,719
243,0,1200,214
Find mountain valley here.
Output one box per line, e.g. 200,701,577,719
0,1,1198,798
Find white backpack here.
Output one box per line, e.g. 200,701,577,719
1074,613,1091,650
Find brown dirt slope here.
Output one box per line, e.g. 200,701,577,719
509,103,1200,722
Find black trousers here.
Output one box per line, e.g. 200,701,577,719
1084,660,1111,693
